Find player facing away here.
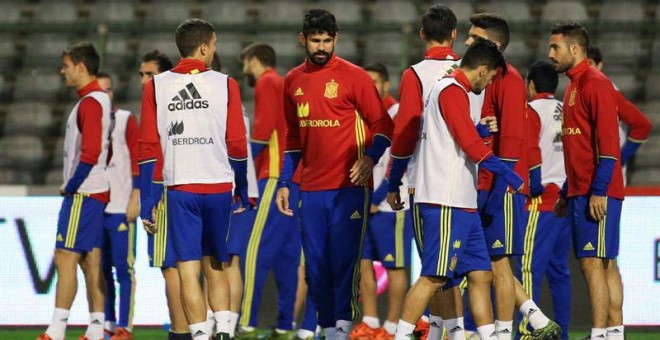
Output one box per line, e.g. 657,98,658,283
275,8,394,340
139,19,250,340
138,50,192,340
549,22,625,340
394,39,521,340
239,42,301,338
586,47,653,180
462,13,561,340
514,61,571,340
351,62,410,340
96,73,140,340
38,42,111,340
385,6,471,340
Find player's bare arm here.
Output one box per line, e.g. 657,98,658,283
126,188,140,222
553,198,568,217
386,191,405,211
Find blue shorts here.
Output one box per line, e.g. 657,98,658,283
227,206,257,258
416,203,491,279
363,210,413,269
56,193,105,253
478,190,526,256
568,195,622,259
167,189,232,262
148,186,177,268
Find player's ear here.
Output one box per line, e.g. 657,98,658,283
450,28,457,41
383,80,390,94
298,33,306,47
419,28,426,41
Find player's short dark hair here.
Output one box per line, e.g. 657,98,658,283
363,63,389,82
96,71,112,82
62,41,100,76
240,43,277,68
587,46,602,64
422,5,457,44
469,13,510,51
175,18,215,58
141,49,173,73
302,9,338,37
550,21,589,52
527,61,558,94
461,38,507,75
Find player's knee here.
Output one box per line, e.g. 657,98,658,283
468,270,493,287
419,275,447,290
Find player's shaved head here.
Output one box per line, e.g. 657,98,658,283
62,41,100,76
550,21,589,52
527,61,558,94
175,18,215,58
303,9,338,37
363,63,389,82
469,13,510,51
422,5,457,44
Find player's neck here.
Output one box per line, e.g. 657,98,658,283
254,66,271,81
426,40,452,50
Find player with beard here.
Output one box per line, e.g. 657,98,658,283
276,9,394,340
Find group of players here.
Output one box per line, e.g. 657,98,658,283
37,3,652,340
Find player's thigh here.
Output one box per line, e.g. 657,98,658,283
167,189,204,261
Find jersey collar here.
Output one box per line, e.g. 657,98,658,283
172,58,208,74
424,46,460,61
77,79,103,97
451,69,472,93
533,92,555,100
566,59,589,82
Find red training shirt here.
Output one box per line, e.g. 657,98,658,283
252,69,286,180
283,55,394,191
562,60,623,199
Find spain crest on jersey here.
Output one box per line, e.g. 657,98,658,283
324,79,338,99
568,89,577,107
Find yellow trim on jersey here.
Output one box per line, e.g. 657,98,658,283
504,192,514,254
268,130,280,178
354,111,366,159
598,197,607,258
240,178,277,326
65,193,86,248
436,206,452,276
127,221,136,329
519,197,541,337
395,211,405,268
154,187,168,267
351,187,370,320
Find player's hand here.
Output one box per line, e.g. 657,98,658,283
233,188,252,214
142,207,158,234
276,187,294,216
350,156,375,186
370,204,379,214
386,191,405,211
589,194,607,221
479,116,498,135
59,186,71,197
126,189,140,222
553,198,568,217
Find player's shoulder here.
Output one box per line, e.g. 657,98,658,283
336,56,371,77
503,63,524,83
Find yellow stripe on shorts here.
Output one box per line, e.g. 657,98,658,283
437,206,452,276
395,210,405,268
504,192,514,254
65,193,85,248
351,187,371,320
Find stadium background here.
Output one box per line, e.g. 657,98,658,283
0,0,659,337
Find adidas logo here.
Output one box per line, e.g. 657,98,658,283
492,239,504,249
91,319,102,325
350,210,362,219
528,308,537,316
294,87,304,96
337,327,347,334
449,326,463,333
608,329,622,333
167,120,185,136
595,335,606,338
430,322,441,328
57,233,64,242
384,254,395,262
193,330,206,337
168,83,209,111
498,329,511,334
118,223,128,232
583,242,595,251
60,318,68,322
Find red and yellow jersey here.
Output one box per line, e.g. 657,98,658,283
477,62,530,195
251,69,287,180
562,60,623,199
283,55,394,191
